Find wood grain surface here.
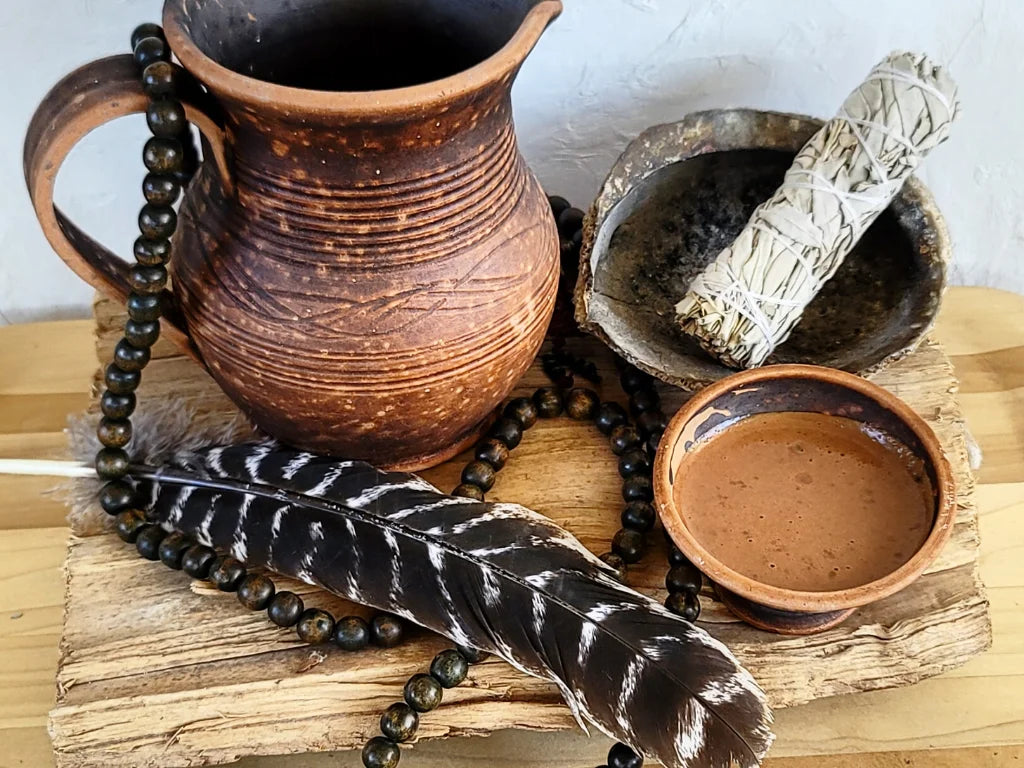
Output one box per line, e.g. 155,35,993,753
1,287,1022,768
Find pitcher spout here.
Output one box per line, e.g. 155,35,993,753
164,0,563,120
497,1,563,77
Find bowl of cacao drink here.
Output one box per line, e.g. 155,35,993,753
653,364,956,635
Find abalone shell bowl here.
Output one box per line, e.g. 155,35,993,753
574,109,950,390
652,364,957,635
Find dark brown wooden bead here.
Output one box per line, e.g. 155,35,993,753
133,35,169,69
209,555,246,591
611,528,645,564
622,474,653,502
237,574,276,610
268,591,304,627
570,228,583,252
138,204,177,240
667,544,691,567
103,363,141,395
104,364,140,395
133,235,172,265
429,649,469,688
619,366,653,395
181,545,216,578
474,438,509,470
665,589,701,622
333,615,370,650
95,447,130,479
532,386,563,418
297,608,335,644
617,449,651,479
128,264,168,295
599,551,627,581
621,501,656,533
488,417,522,449
647,429,664,455
594,402,627,435
637,410,667,436
666,562,702,594
461,461,496,491
565,388,599,420
158,532,191,569
114,338,151,372
114,509,147,542
455,644,488,664
557,207,585,238
548,195,571,218
135,524,166,560
141,60,178,98
608,741,643,768
143,137,184,174
146,98,187,138
362,736,400,768
452,483,484,501
97,417,133,449
142,173,181,206
404,673,442,712
371,614,404,648
609,424,642,456
131,23,165,50
379,702,418,742
127,292,162,322
503,396,538,429
99,479,134,514
549,369,575,391
124,320,161,348
100,390,136,420
629,388,660,417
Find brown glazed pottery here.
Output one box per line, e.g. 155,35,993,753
576,109,950,390
653,364,957,635
25,0,562,470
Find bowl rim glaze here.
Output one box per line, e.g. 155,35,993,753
653,364,957,613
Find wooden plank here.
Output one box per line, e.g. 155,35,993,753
0,528,65,733
48,307,996,767
2,286,1023,768
933,287,1024,356
0,320,96,397
237,743,1024,768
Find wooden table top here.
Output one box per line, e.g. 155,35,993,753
1,286,1022,768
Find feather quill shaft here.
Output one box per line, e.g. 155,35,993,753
125,442,773,768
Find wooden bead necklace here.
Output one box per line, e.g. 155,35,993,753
93,23,707,768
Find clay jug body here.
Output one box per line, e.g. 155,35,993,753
25,0,562,469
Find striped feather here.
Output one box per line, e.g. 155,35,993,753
133,441,773,768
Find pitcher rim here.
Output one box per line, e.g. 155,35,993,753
163,0,562,117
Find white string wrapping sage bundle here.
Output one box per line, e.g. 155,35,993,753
675,51,960,369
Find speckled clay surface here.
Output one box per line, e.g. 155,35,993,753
575,109,950,390
25,0,563,469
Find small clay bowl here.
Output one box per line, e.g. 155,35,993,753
653,364,956,635
575,109,950,390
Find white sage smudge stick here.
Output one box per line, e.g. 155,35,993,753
675,51,960,369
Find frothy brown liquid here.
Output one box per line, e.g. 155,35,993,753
674,412,934,591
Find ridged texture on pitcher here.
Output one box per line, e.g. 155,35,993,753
173,91,559,468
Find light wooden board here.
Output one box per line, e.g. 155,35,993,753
40,293,994,768
2,287,1022,768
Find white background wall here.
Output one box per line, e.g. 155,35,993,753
2,0,1021,324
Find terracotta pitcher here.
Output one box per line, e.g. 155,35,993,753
25,0,562,470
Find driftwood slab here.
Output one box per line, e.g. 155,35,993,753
47,295,992,768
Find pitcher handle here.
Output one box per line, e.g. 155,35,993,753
24,53,233,356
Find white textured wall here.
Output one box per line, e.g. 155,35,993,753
2,0,1021,324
